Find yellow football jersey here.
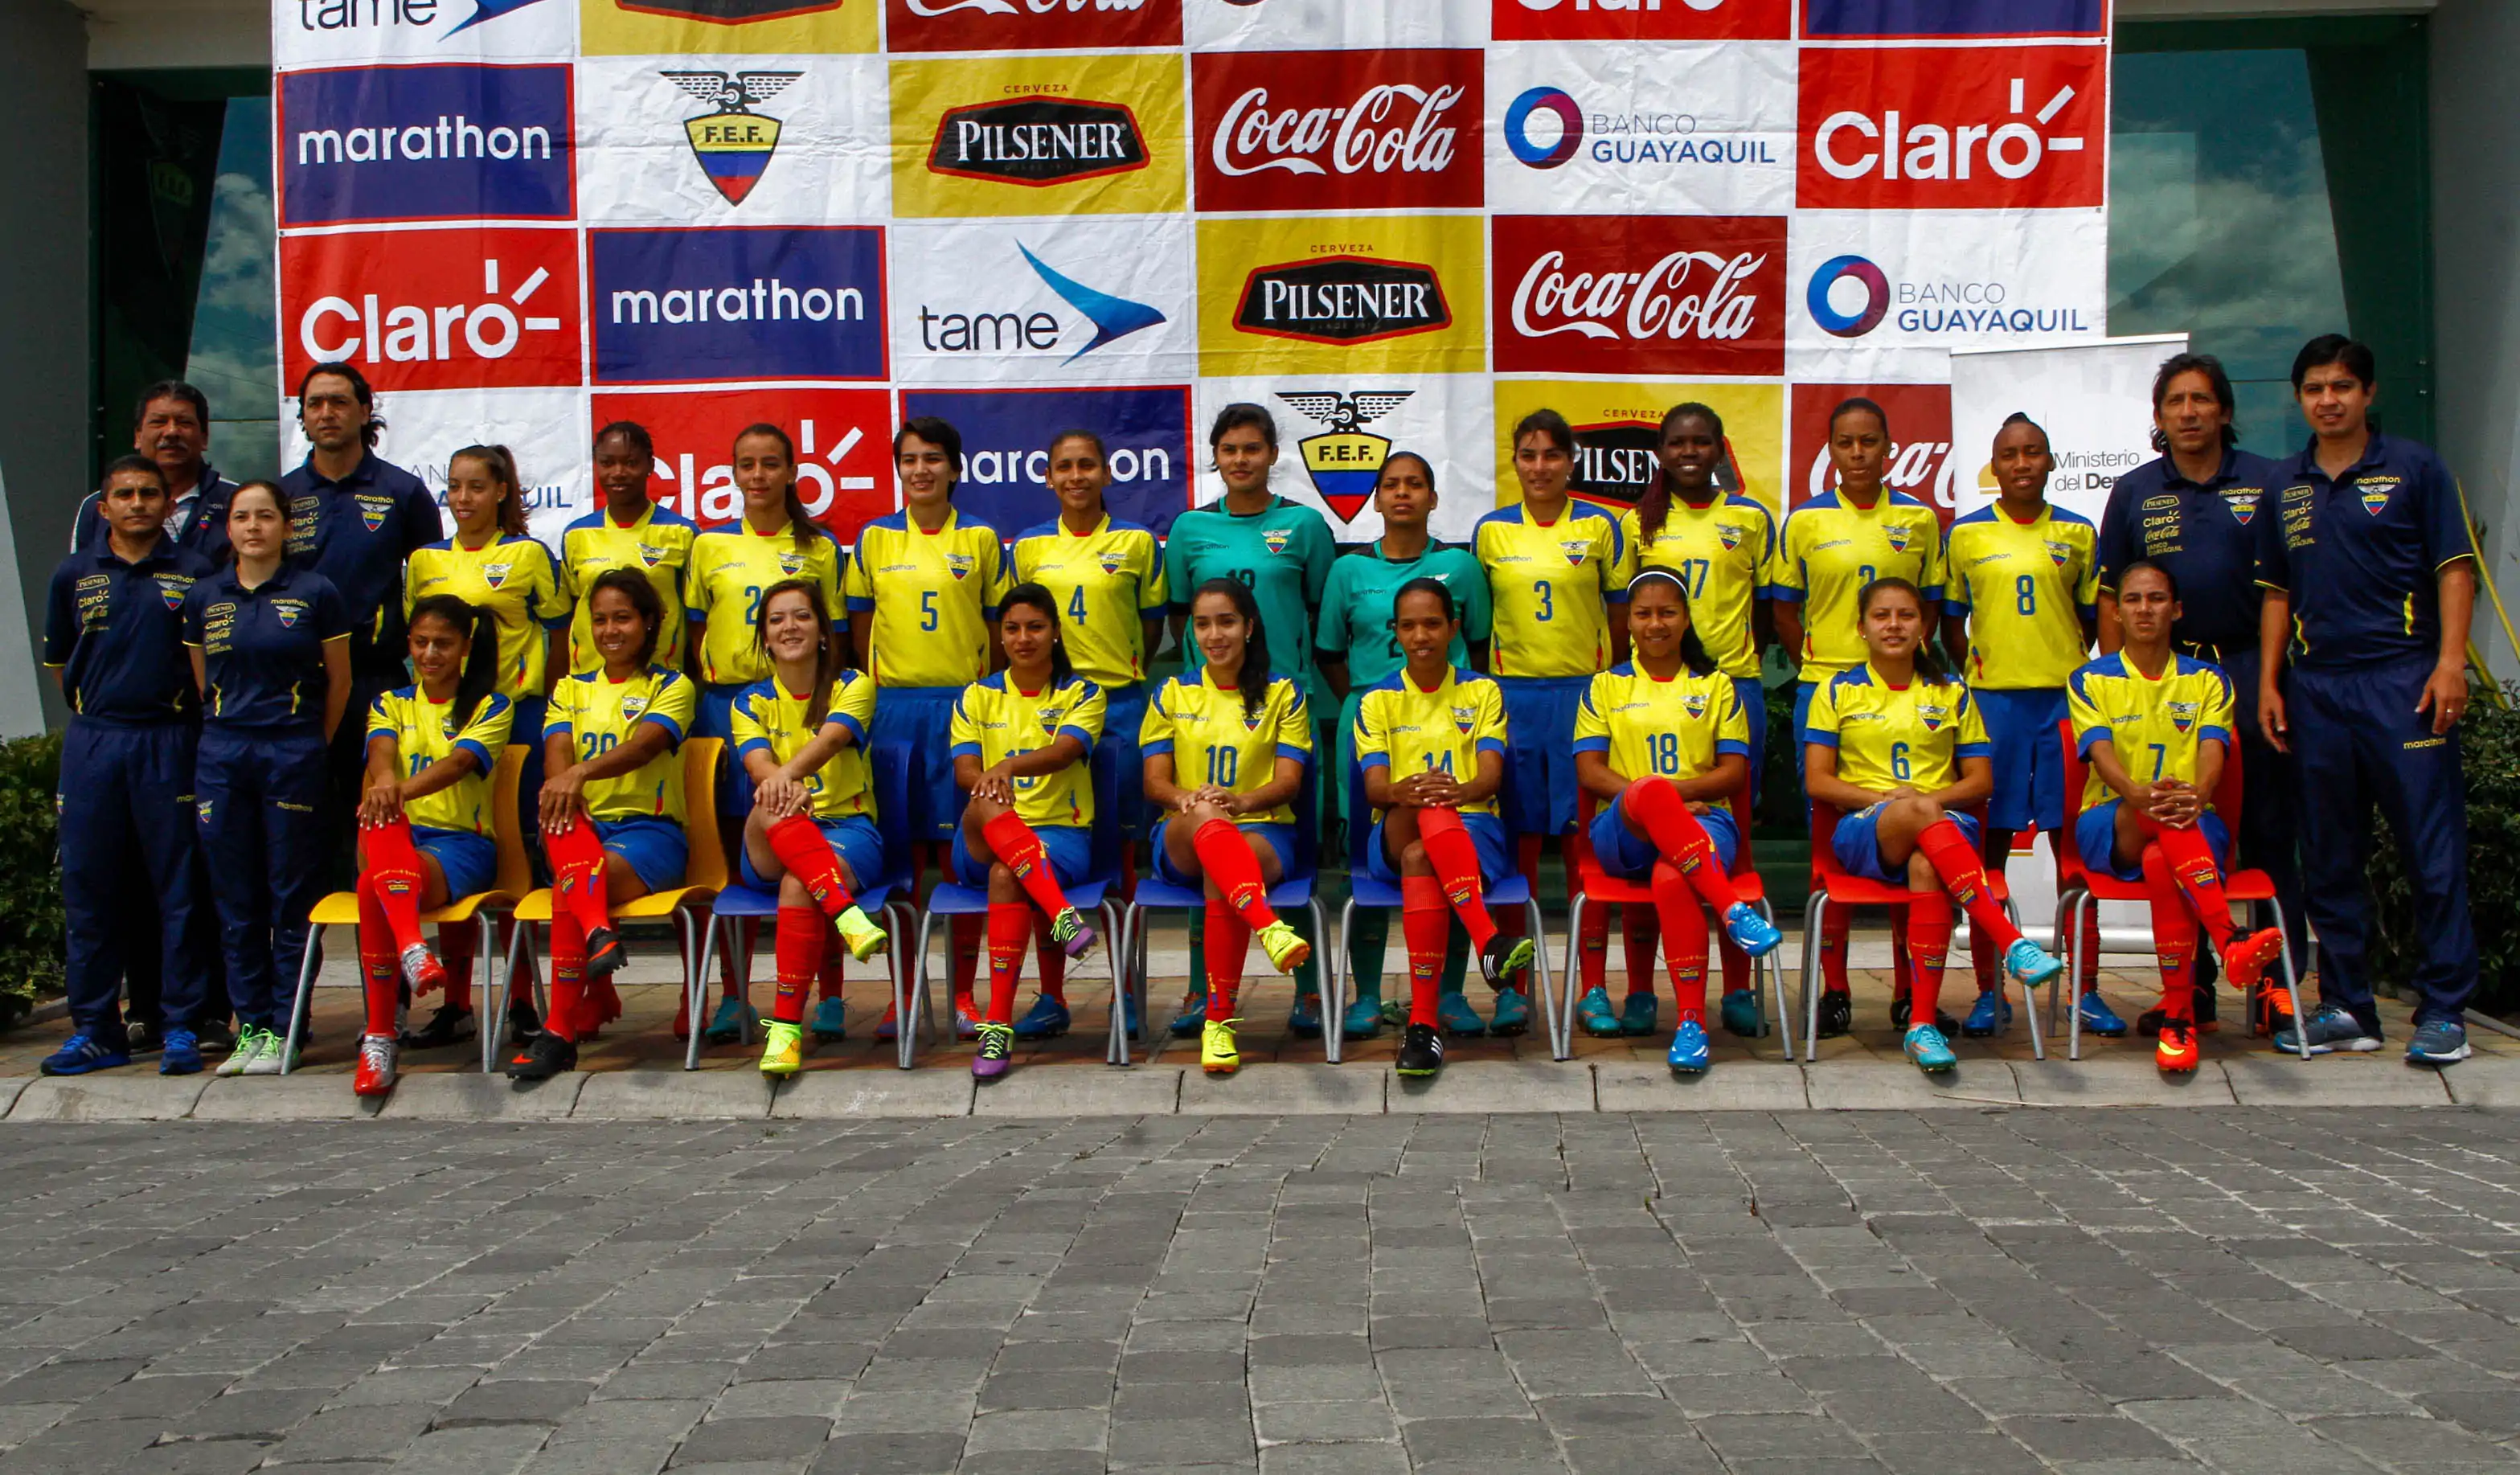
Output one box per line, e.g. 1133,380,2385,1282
1473,501,1625,678
1771,491,1947,678
366,686,516,838
1803,664,1989,794
688,521,845,687
844,509,1012,689
1616,496,1776,679
1353,666,1508,819
543,664,698,824
728,666,880,821
1944,504,2100,690
404,534,568,699
559,502,696,675
949,674,1106,830
1571,666,1751,783
1138,670,1312,826
1011,514,1167,687
2066,653,2236,811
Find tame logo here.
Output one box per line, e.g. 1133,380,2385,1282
1277,390,1410,519
664,70,799,204
916,244,1165,362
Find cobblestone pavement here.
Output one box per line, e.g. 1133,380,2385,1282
3,1111,2520,1474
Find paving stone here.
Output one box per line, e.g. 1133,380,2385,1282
666,1415,832,1464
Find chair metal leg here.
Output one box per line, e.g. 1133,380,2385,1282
1102,900,1127,1067
2269,896,2310,1064
488,920,534,1075
1334,897,1360,1065
687,915,720,1072
1559,891,1588,1056
1801,892,1828,1056
905,909,940,1071
2004,898,2045,1063
1526,897,1564,1062
1756,899,1794,1063
1110,906,1135,1067
281,924,325,1077
2066,893,2084,1061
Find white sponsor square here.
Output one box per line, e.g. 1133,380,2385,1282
575,55,889,225
284,385,592,547
1485,42,1796,217
1784,207,2108,384
1193,374,1491,543
889,216,1196,387
276,0,576,71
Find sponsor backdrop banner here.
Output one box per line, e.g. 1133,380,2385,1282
272,0,2111,545
1948,333,2186,528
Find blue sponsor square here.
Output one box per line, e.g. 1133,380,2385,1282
278,63,573,226
590,227,887,386
898,386,1192,536
1803,0,2103,35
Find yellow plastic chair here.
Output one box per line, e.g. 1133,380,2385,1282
281,744,534,1076
490,738,727,1072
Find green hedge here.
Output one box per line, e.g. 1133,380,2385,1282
0,735,61,1025
2367,679,2518,1016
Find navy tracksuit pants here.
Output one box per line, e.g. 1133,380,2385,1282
2289,656,2477,1028
59,719,211,1036
195,725,330,1030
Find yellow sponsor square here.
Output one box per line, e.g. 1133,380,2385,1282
1491,379,1784,517
581,0,875,56
891,55,1185,219
1197,215,1485,379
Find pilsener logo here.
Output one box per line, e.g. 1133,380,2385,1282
1797,46,2104,210
1233,258,1449,346
928,96,1148,186
279,64,572,225
591,227,886,385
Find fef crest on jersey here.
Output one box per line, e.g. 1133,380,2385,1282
1884,523,1912,554
2166,699,2198,734
361,502,389,532
946,551,974,582
2361,486,2393,516
483,560,514,590
1263,529,1291,555
2225,490,2260,526
621,693,649,719
157,580,186,612
1559,539,1589,567
1451,703,1476,735
638,542,667,568
1097,550,1125,576
777,551,805,576
1916,700,1948,731
1717,522,1743,551
1681,690,1708,719
2043,540,2071,568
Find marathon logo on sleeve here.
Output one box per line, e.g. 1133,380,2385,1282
1234,258,1450,346
281,64,573,225
886,0,1179,52
928,96,1149,186
589,227,887,384
1192,49,1482,212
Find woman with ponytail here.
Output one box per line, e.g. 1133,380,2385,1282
349,595,514,1096
1140,579,1315,1077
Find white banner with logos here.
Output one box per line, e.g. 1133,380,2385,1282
1948,332,2189,526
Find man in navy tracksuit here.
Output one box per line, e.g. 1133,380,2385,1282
2097,353,2301,1036
2255,335,2479,1065
39,457,216,1076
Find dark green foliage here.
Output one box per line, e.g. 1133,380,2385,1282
0,735,63,1023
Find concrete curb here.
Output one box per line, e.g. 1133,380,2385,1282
0,1054,2506,1121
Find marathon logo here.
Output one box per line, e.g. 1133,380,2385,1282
279,64,573,227
1234,257,1450,346
591,227,886,385
928,97,1149,187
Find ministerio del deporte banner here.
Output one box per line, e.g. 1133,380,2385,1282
269,0,2113,547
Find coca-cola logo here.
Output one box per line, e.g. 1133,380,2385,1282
1193,50,1482,211
1232,257,1450,346
1492,214,1784,377
885,0,1178,51
1788,383,1957,520
927,96,1148,186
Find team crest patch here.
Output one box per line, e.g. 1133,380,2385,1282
1885,525,1912,554
1451,704,1477,735
945,551,975,582
196,800,213,824
2166,699,2198,734
2044,540,2071,567
621,694,649,719
483,561,514,590
777,552,805,575
157,580,186,612
275,604,301,628
2226,490,2260,526
1244,710,1264,732
1559,539,1590,567
2362,486,2392,516
1263,530,1291,555
1917,702,1948,731
361,504,387,532
1097,551,1125,576
1717,523,1743,551
638,543,667,568
1681,691,1707,719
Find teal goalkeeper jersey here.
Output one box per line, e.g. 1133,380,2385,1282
1314,541,1490,688
1161,496,1335,701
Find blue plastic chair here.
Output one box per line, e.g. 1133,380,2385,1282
1115,760,1335,1063
688,743,920,1071
1338,763,1563,1062
904,739,1128,1070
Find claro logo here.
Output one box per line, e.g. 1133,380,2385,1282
1797,47,2104,210
282,229,579,391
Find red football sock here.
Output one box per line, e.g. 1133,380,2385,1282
2079,907,2102,994
543,812,615,940
951,916,981,1007
772,905,825,1026
439,924,477,1010
1624,776,1749,913
1579,903,1610,996
2141,845,2197,1024
2149,821,2239,942
1903,891,1953,1030
982,813,1078,919
1193,817,1280,931
984,902,1029,1025
1401,875,1449,1029
1912,817,2022,951
546,912,585,1044
1031,910,1067,1006
1649,862,1711,1022
1203,898,1250,1020
356,879,400,1037
1505,835,1543,938
1821,912,1851,996
359,818,428,955
1415,809,1499,950
1969,827,2014,992
766,814,861,917
1622,909,1658,999
1891,912,1912,1004
817,920,846,1001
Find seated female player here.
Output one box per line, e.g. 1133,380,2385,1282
731,579,892,1078
950,582,1107,1084
510,569,696,1081
350,595,515,1097
1141,578,1316,1078
1571,570,1784,1075
1801,577,2064,1073
1356,578,1534,1082
2067,559,2284,1073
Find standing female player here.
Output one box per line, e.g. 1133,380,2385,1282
563,423,696,676
1141,579,1316,1076
1572,570,1784,1071
512,570,697,1081
1616,403,1777,1040
1314,453,1486,1039
1802,578,2063,1072
688,424,844,1043
731,580,891,1078
185,480,352,1076
2068,561,2284,1072
1940,414,2100,1039
849,417,1012,1043
1357,579,1533,1080
1772,398,1949,1038
402,445,568,1045
1473,409,1625,1039
350,596,514,1096
1162,404,1334,1036
1010,429,1166,1040
950,584,1108,1084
